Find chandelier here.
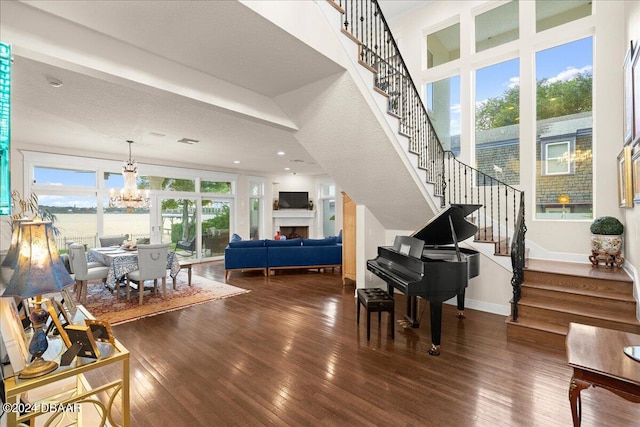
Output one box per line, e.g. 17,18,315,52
109,140,150,213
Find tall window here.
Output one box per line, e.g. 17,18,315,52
427,75,461,156
535,37,593,219
475,58,520,185
318,182,336,237
249,179,264,240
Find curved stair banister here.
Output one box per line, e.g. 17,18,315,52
329,0,526,317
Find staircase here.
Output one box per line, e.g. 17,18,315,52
323,0,638,347
506,259,639,349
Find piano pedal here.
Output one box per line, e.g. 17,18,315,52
457,311,465,319
397,319,412,329
428,344,441,356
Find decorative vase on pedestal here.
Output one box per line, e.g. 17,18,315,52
589,235,624,268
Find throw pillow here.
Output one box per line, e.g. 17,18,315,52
231,233,242,242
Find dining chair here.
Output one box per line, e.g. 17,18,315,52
68,244,110,304
126,243,169,305
99,234,128,247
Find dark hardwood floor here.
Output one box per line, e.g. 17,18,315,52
86,261,640,426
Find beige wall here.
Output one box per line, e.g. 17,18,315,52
624,0,640,302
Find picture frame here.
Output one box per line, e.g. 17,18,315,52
46,303,71,348
54,298,72,327
633,42,640,143
85,319,116,346
0,298,30,372
624,41,634,144
617,146,633,208
633,149,640,204
64,325,101,359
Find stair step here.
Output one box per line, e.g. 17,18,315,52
523,281,635,301
521,287,637,316
505,318,567,350
516,302,640,332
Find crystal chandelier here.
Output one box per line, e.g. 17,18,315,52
109,140,150,213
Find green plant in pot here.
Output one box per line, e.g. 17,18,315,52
589,216,624,267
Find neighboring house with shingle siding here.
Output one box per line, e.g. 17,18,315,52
475,112,592,218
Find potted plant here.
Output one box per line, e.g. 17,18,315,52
589,216,624,267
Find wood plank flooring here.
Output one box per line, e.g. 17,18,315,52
85,261,640,426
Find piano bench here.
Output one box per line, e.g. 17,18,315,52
356,288,395,341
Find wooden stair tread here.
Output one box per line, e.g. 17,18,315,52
517,299,640,325
525,259,632,282
523,281,636,301
506,318,567,336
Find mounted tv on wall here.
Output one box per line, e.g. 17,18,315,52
278,191,309,209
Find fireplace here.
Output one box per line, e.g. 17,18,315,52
280,226,308,240
273,210,316,238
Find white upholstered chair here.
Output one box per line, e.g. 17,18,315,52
68,244,110,304
99,234,128,247
126,243,169,305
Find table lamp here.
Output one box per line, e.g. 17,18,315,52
0,217,31,268
1,221,75,379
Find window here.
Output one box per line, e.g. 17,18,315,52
318,182,336,237
25,152,238,257
426,22,460,68
475,58,520,185
542,140,572,175
249,179,264,240
427,75,461,156
34,167,96,187
475,1,519,53
535,37,592,219
536,0,591,33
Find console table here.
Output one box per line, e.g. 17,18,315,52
566,323,640,426
2,305,130,426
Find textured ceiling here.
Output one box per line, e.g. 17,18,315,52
5,1,345,175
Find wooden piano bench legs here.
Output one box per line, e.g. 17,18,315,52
356,288,395,341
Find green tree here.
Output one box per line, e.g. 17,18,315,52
475,73,592,130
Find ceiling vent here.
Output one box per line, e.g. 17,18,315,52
178,137,199,145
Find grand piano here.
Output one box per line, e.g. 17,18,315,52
366,204,481,356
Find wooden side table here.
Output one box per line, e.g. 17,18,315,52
566,323,640,426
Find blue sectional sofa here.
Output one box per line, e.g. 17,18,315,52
224,237,342,279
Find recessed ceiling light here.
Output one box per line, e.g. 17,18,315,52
234,160,240,164
284,167,290,171
178,137,200,145
277,151,285,156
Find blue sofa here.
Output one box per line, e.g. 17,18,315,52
224,237,342,279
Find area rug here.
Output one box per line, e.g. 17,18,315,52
79,274,250,325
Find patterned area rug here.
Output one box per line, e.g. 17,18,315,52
80,273,250,325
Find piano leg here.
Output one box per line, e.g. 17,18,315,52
405,296,420,328
429,302,442,356
456,291,466,319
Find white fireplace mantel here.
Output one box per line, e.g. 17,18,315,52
273,209,316,238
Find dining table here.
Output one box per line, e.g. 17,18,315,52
87,246,181,293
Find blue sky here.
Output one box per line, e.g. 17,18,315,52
434,36,593,136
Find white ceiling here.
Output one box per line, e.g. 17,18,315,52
4,0,428,177
5,1,346,176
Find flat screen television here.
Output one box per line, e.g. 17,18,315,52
278,191,308,209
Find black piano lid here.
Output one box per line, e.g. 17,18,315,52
411,204,482,246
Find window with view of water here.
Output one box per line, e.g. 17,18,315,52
37,194,98,250
535,37,593,220
35,167,95,187
475,58,520,185
427,75,461,156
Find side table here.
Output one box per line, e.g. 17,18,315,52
566,323,640,426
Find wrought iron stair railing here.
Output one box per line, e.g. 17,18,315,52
328,0,526,320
